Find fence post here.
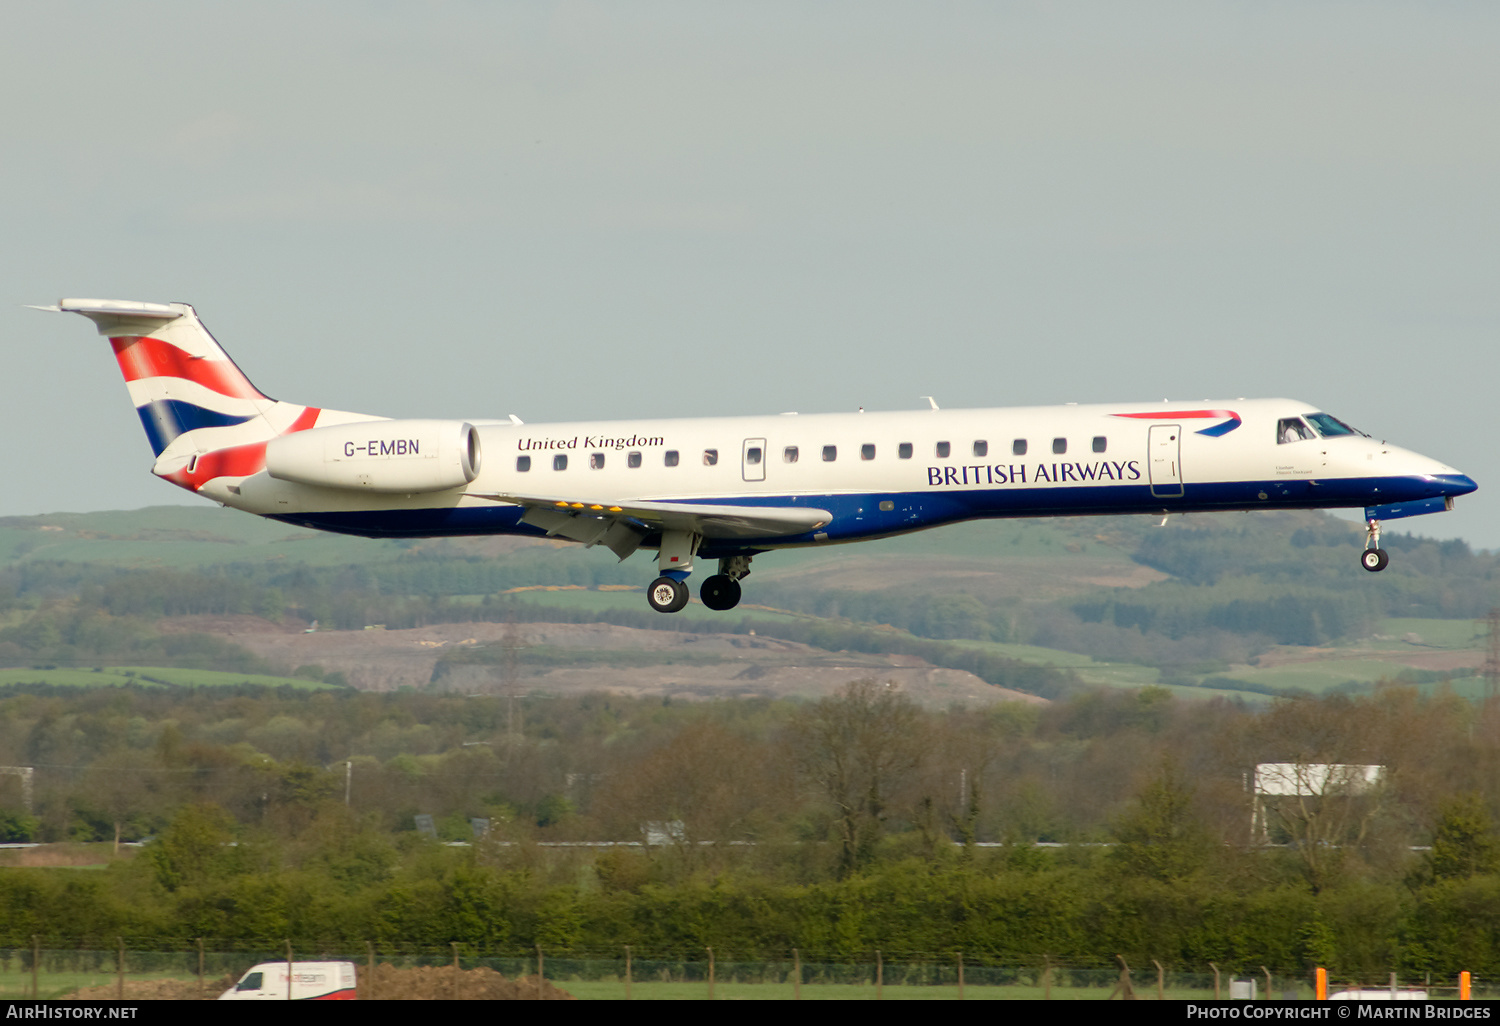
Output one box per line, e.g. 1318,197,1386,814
116,937,124,1001
1262,966,1271,1000
1315,968,1327,1000
957,950,964,1000
793,948,800,1000
707,946,714,1000
536,945,543,1000
1461,971,1472,1001
367,941,376,1001
876,949,882,1000
197,938,205,999
624,945,632,1000
1154,959,1164,1000
452,942,460,1000
31,935,38,999
1043,955,1052,1000
1210,962,1220,1001
286,940,294,1001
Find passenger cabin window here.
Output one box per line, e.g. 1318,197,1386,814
628,452,642,468
823,445,837,461
898,442,913,459
237,973,264,992
665,450,680,467
703,449,718,466
746,446,762,465
590,453,605,469
936,441,951,458
973,440,988,458
1092,436,1107,453
516,456,531,472
784,446,799,463
553,454,568,471
1012,439,1027,456
861,444,875,460
1052,438,1067,455
1277,418,1316,444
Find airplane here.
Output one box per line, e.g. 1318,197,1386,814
38,298,1477,614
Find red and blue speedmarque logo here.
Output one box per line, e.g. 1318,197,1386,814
1111,409,1242,437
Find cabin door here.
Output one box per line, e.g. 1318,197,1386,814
742,438,766,482
1148,424,1184,498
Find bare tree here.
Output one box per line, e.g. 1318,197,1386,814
790,680,928,876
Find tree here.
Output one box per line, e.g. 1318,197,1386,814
147,803,236,891
1421,793,1500,883
1110,759,1213,881
790,679,928,877
83,751,161,855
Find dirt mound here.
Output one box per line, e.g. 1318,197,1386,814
63,975,233,1000
367,964,574,1000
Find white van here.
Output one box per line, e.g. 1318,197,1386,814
219,961,358,1000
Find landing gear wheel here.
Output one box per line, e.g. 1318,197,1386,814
1361,548,1389,572
648,576,691,613
700,575,742,611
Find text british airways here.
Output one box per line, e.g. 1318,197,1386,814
926,461,1143,486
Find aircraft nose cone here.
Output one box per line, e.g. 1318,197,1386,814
1435,473,1478,497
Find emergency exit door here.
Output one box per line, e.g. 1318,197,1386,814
742,438,766,482
1148,424,1184,498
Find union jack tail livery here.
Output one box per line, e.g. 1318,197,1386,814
44,299,353,493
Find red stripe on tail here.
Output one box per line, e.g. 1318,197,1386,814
162,407,321,491
111,335,265,400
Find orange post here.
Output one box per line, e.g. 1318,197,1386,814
1315,968,1327,1000
1460,971,1471,1001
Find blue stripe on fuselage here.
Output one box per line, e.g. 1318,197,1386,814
262,473,1475,557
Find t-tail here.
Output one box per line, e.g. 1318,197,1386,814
41,299,370,494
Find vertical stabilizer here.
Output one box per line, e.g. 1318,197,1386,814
48,299,330,495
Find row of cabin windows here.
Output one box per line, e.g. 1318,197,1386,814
515,436,1109,472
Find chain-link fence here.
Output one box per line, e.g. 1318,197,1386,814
0,944,1488,1000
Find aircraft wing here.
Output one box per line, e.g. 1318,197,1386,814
468,492,833,560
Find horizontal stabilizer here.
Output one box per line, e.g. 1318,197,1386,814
42,299,184,335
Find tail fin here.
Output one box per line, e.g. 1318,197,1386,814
48,299,327,493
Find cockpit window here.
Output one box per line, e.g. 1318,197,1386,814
1277,417,1316,444
1305,412,1359,438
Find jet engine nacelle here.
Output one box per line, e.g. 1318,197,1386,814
265,419,481,493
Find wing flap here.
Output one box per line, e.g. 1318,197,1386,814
476,492,832,546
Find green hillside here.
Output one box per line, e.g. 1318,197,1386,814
0,503,1494,701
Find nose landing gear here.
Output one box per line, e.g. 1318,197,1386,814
1361,518,1389,572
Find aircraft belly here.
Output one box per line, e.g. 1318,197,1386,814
257,471,1460,543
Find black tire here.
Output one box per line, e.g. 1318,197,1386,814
1361,548,1389,572
700,575,742,611
648,576,690,613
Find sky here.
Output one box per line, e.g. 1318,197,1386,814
3,2,1498,548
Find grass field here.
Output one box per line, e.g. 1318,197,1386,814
558,979,1223,999
0,505,405,568
0,666,339,690
0,969,1233,1001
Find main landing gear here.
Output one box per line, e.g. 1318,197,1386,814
1361,517,1389,573
700,555,752,611
645,531,753,613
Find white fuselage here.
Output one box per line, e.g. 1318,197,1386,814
202,398,1470,558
